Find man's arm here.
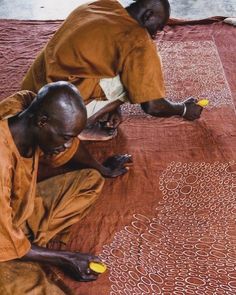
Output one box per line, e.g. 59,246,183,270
21,245,100,281
67,141,132,178
87,99,123,127
141,97,203,121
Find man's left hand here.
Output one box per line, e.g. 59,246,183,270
183,97,203,121
101,154,132,178
100,107,122,129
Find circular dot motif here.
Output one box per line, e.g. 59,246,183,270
100,162,236,294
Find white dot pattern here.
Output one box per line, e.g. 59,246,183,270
159,41,232,107
100,162,236,295
122,40,233,117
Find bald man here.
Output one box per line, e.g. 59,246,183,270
12,0,202,141
0,81,131,294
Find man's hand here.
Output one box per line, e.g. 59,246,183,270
183,97,203,121
63,252,102,282
141,97,203,120
99,107,122,130
21,245,103,282
104,107,122,129
101,154,132,178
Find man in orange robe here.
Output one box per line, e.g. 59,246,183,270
17,0,202,141
0,81,130,294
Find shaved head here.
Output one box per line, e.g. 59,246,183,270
127,0,170,37
136,0,170,15
29,81,87,126
26,81,87,155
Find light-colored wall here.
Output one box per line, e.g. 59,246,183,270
0,0,235,20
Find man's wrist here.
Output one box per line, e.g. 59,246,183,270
172,102,185,116
56,251,74,267
99,165,111,177
22,245,73,267
181,103,187,117
51,250,87,268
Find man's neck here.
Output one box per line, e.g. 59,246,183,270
125,2,142,26
8,113,36,158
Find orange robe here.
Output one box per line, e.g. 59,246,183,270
21,0,165,104
0,93,104,294
0,117,102,261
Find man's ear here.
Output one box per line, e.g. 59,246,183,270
37,115,48,128
141,9,153,25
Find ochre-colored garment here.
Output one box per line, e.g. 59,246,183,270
0,120,102,261
0,119,38,261
30,169,104,247
0,261,70,295
21,0,165,104
0,97,104,294
0,169,104,294
0,90,36,119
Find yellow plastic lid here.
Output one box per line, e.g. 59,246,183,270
197,99,209,107
89,261,107,274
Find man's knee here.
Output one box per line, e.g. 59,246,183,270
85,169,105,195
75,169,105,198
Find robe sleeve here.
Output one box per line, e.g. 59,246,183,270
121,39,166,104
0,91,36,120
0,149,31,262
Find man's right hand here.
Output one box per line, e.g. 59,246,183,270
63,252,102,282
182,97,203,121
100,106,122,129
21,245,103,282
101,154,132,178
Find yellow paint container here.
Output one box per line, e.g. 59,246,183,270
197,99,209,107
89,262,107,274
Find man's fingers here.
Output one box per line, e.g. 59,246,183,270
119,167,129,175
110,167,129,178
193,106,203,118
185,97,198,104
73,271,98,282
116,154,132,163
116,167,129,177
198,106,203,114
105,121,113,128
111,120,120,129
184,102,203,121
108,128,116,135
79,274,98,282
103,154,133,171
85,268,92,275
110,154,132,169
120,154,133,166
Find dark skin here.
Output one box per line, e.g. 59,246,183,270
8,82,132,281
79,99,123,141
127,0,202,121
87,99,123,128
86,0,202,135
68,142,131,178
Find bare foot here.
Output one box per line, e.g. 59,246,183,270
78,123,118,141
